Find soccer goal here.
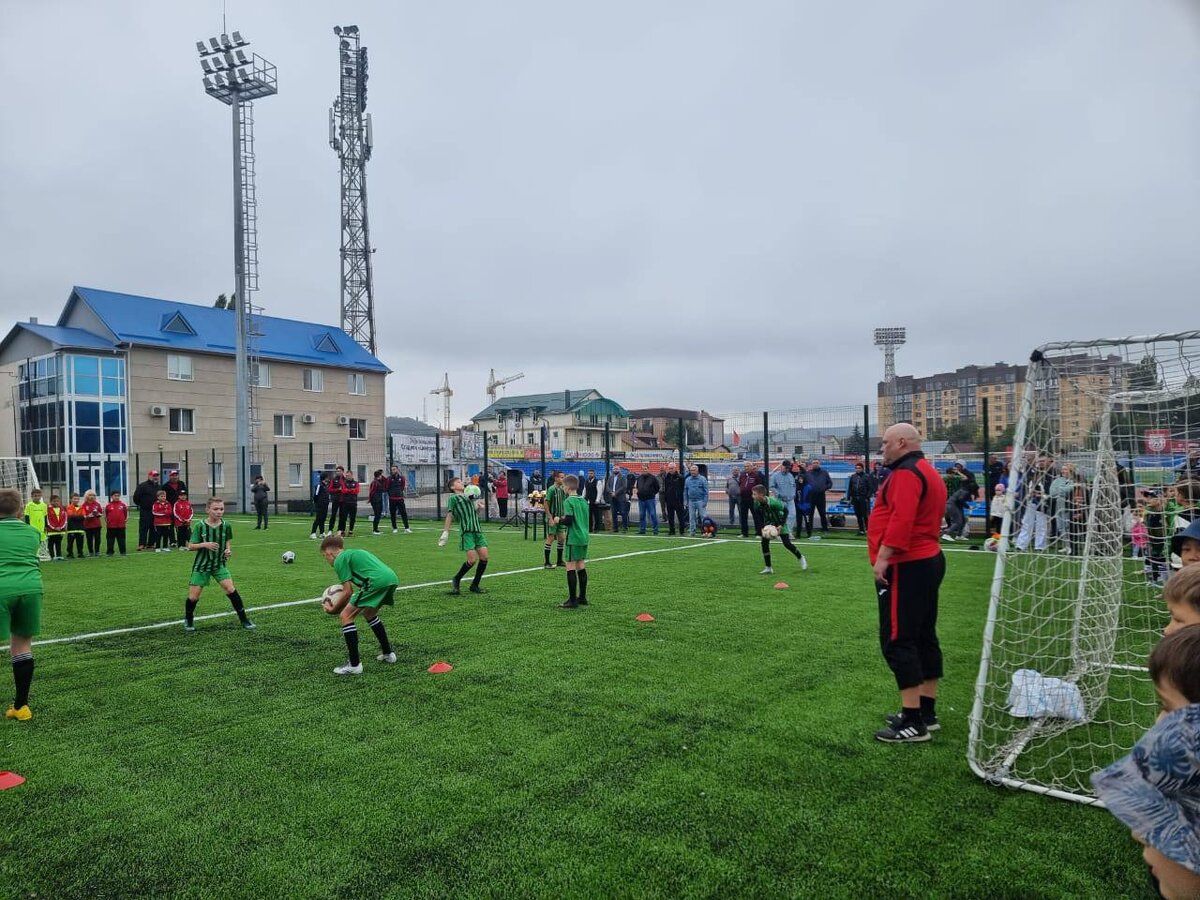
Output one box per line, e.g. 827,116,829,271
0,457,39,499
967,332,1200,804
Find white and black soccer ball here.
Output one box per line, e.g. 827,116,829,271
761,524,780,539
281,550,296,564
984,537,1000,552
464,484,482,499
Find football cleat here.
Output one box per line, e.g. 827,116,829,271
5,705,31,721
800,556,809,571
468,584,486,594
760,566,774,575
334,662,364,676
376,652,397,664
184,623,196,632
241,620,256,630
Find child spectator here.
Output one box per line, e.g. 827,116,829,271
45,494,66,562
104,490,128,556
1172,519,1200,570
22,488,48,561
65,493,85,559
152,489,173,552
173,491,194,549
1163,565,1200,636
81,490,103,557
0,488,42,721
1131,508,1149,560
1091,628,1200,900
988,483,1005,536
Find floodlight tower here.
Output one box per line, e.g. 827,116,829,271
330,25,377,355
196,32,277,503
874,326,907,425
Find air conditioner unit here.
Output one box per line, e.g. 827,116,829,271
301,413,316,424
149,405,167,417
336,415,350,426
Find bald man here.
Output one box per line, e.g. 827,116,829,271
869,423,949,743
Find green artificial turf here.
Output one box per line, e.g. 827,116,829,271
0,516,1153,898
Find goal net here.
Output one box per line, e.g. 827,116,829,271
967,332,1200,804
0,457,39,499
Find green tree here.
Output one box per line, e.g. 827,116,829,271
843,424,865,455
931,419,980,445
1129,355,1161,393
663,420,700,448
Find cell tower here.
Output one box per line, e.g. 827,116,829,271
196,31,277,502
874,326,907,384
329,25,377,355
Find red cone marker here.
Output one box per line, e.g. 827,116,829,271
0,772,25,790
774,582,789,590
636,613,655,622
427,661,453,674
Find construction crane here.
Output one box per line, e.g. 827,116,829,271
430,373,452,432
486,368,525,404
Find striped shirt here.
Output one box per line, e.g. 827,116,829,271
545,484,565,518
448,493,482,534
190,519,232,574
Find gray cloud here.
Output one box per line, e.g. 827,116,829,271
2,1,1198,423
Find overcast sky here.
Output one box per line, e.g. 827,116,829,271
2,1,1198,425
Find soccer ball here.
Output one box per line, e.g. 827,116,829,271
464,484,482,499
323,584,343,602
761,525,780,539
281,550,296,564
984,536,1000,552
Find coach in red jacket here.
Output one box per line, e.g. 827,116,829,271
868,423,948,744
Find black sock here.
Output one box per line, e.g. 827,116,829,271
920,696,937,717
453,562,473,586
342,623,360,666
185,598,198,626
782,536,804,560
472,559,488,587
901,706,922,725
227,590,248,623
557,546,564,565
367,617,391,655
544,544,551,565
567,569,577,600
578,569,588,601
761,539,771,567
12,653,33,708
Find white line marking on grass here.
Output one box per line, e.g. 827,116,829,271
8,539,727,651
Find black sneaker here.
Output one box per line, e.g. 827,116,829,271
468,584,486,594
555,562,566,568
559,600,580,609
885,711,940,732
447,580,462,596
543,562,554,570
577,598,588,606
874,718,930,743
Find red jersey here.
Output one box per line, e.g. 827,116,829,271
105,500,128,528
152,499,172,526
82,500,104,529
172,499,194,527
343,479,360,498
868,452,948,565
46,506,68,532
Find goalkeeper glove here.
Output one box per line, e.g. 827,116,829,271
438,530,449,547
559,514,575,527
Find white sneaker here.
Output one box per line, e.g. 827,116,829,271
372,530,382,535
404,528,412,534
162,547,172,552
376,652,397,663
310,533,319,540
392,528,398,534
334,662,364,676
801,556,808,571
760,566,774,575
154,548,162,553
941,534,956,543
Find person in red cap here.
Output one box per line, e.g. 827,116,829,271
164,470,188,506
132,470,160,551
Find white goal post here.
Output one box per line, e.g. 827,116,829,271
967,332,1200,805
0,457,39,499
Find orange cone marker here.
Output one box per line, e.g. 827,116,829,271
774,582,789,590
427,661,453,674
636,613,655,622
0,772,25,790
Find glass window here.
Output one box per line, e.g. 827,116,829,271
103,429,124,452
303,368,324,392
75,401,100,427
274,414,295,438
207,462,224,488
76,428,101,453
73,355,99,395
167,354,194,381
348,373,366,395
169,408,195,434
288,463,302,487
252,362,271,388
349,418,367,440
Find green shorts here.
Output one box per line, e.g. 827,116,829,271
552,524,568,538
460,531,488,552
0,593,42,641
566,544,588,562
189,567,232,587
353,583,397,610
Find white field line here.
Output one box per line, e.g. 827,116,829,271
5,539,729,651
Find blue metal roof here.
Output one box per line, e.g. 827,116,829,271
62,286,390,373
12,322,118,352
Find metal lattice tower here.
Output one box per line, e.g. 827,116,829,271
330,25,377,355
874,326,907,384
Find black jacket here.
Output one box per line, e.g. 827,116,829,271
164,479,188,504
313,480,330,506
604,472,627,501
846,472,875,502
663,472,685,504
805,468,832,495
635,473,660,500
133,479,158,512
386,474,406,499
584,478,600,503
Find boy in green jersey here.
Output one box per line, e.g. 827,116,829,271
320,534,397,675
558,475,591,609
23,487,49,563
542,470,567,569
1,489,41,721
752,485,808,575
439,477,489,595
184,497,255,632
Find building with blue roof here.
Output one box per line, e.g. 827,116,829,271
0,287,389,501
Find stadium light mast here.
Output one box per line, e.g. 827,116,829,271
874,326,907,426
330,25,377,355
196,32,277,508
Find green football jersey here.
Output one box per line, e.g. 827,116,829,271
448,493,482,534
190,519,233,575
0,519,43,600
563,494,590,546
332,548,399,591
755,497,789,528
545,484,565,518
23,501,47,536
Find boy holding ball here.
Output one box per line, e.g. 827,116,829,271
752,484,808,575
320,534,397,675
